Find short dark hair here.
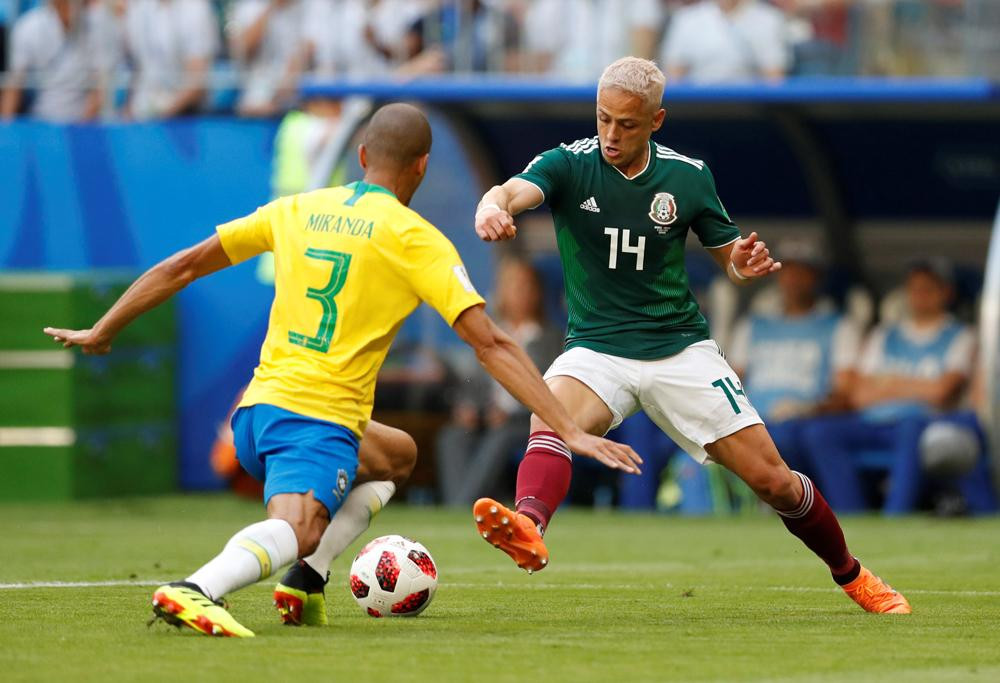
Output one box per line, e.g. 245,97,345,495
362,103,432,169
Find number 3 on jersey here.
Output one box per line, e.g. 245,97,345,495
288,248,352,353
604,227,645,271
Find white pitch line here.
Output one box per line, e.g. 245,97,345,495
1,579,998,597
0,580,165,590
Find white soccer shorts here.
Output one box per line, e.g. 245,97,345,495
543,341,763,463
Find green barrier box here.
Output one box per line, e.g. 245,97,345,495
0,272,178,500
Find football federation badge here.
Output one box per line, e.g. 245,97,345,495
649,192,678,233
334,469,349,501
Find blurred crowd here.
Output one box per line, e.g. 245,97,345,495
3,0,1000,121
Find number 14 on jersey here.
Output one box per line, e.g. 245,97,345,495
604,227,646,271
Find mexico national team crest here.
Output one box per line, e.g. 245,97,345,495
649,192,678,231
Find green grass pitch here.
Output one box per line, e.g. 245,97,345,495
1,495,998,682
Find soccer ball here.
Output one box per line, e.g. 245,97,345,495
349,534,438,617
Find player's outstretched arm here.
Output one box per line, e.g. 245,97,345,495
709,231,782,286
474,178,544,242
452,305,643,474
43,235,233,355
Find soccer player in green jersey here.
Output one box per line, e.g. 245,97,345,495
471,57,910,614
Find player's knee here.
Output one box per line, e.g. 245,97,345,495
363,430,417,486
392,432,418,485
749,467,800,509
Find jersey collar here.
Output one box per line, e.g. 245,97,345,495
345,180,398,202
607,141,653,181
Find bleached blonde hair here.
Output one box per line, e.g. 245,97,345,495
597,57,665,112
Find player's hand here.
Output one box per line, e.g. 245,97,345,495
731,232,781,279
42,327,112,355
475,205,517,242
563,431,643,475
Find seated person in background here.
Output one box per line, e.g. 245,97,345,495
521,0,663,79
1,0,118,121
802,260,975,514
436,257,563,506
660,0,788,83
913,361,998,516
404,0,520,73
124,0,218,120
728,239,861,477
228,0,307,117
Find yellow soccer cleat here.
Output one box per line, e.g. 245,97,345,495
473,498,549,573
274,560,328,626
150,582,255,637
841,566,912,614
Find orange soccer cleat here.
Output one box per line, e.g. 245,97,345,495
841,565,912,614
473,498,549,573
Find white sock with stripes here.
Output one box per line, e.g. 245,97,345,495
304,481,396,578
187,519,298,601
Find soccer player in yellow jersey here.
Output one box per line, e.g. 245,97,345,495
43,103,642,637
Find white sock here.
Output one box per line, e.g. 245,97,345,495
304,481,396,578
187,519,298,600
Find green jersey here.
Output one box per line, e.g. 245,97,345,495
516,137,740,361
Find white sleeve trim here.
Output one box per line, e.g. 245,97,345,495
703,235,740,250
514,177,546,210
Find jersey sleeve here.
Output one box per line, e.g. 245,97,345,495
216,202,275,265
691,164,741,249
945,327,976,375
513,146,571,206
394,218,486,326
831,318,863,372
9,14,37,72
858,326,888,376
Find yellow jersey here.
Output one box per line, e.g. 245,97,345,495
216,181,485,437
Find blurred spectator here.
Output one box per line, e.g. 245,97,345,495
228,0,307,117
406,0,520,73
521,0,663,80
1,0,9,73
258,95,371,284
728,239,861,476
270,96,370,199
660,0,788,82
303,0,435,77
435,258,563,505
124,0,218,120
775,0,856,75
802,260,975,514
1,0,119,121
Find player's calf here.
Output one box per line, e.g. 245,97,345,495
266,492,331,557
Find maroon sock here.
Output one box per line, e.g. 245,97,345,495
777,472,860,583
514,431,573,532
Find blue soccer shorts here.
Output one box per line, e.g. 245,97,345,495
232,403,359,518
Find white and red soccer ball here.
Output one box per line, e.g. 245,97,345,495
349,534,438,618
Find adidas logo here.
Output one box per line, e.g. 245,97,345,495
580,197,600,213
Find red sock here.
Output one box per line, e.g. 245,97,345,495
514,431,572,532
778,472,860,583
